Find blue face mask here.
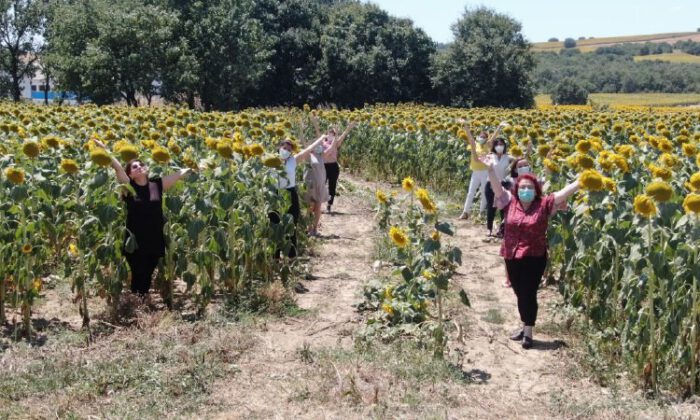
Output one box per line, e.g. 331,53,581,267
518,188,535,203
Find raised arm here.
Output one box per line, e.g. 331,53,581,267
463,125,480,163
487,121,508,148
310,113,322,138
296,118,306,144
295,134,326,162
332,120,357,148
162,168,193,192
486,159,506,199
553,179,580,206
92,139,129,184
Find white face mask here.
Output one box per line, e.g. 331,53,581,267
517,166,530,176
495,145,505,154
314,146,324,155
477,136,487,144
280,148,291,159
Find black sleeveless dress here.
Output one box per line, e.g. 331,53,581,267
123,178,166,257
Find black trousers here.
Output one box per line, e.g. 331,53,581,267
125,253,161,295
324,162,340,205
505,256,547,326
269,187,300,258
485,182,505,233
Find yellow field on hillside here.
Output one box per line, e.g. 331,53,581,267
533,32,700,52
535,92,700,108
633,52,700,64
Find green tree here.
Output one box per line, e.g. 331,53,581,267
314,2,435,107
551,77,588,105
432,7,535,108
162,0,272,110
563,37,577,48
0,0,45,101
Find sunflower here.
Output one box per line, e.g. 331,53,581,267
21,243,32,254
152,146,171,163
543,158,560,173
118,144,139,161
167,139,181,156
575,139,591,153
645,181,673,202
375,190,388,204
683,193,700,214
401,177,415,192
648,164,672,181
22,141,40,158
68,243,79,257
431,231,441,242
262,155,283,168
659,153,679,168
602,176,617,193
216,142,234,159
60,159,79,174
381,303,394,317
688,172,700,192
537,144,551,158
43,135,60,149
4,166,25,184
250,143,265,156
90,147,112,167
579,169,604,191
682,143,697,157
576,154,595,169
510,145,523,157
389,226,409,248
633,194,657,218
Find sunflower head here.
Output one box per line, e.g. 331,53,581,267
118,144,139,161
216,142,234,159
4,166,25,185
579,169,604,191
262,155,283,168
21,243,32,254
90,147,112,167
430,231,441,242
401,177,415,192
60,159,80,175
683,193,700,214
376,190,388,204
250,143,265,156
389,226,409,248
645,181,673,202
152,146,171,163
22,141,41,158
633,194,657,218
688,172,700,192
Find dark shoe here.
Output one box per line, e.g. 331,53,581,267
522,336,533,349
510,329,524,341
326,204,332,214
294,282,309,294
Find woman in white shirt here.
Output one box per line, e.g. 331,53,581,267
271,133,327,258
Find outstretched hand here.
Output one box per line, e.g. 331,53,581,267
92,138,107,150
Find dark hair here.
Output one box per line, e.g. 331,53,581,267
491,137,508,154
513,173,543,202
510,157,529,179
124,159,144,176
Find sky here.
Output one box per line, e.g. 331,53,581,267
363,0,700,43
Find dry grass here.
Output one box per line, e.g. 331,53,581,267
533,32,700,52
536,93,700,107
0,311,256,418
634,52,700,64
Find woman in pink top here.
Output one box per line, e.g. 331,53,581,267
483,156,579,349
312,116,357,214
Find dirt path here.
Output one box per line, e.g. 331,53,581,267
210,185,376,418
207,176,698,419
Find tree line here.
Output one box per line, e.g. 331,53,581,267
0,0,535,110
535,48,700,95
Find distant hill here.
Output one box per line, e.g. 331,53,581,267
533,32,700,53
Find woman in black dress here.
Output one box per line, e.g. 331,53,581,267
92,139,192,295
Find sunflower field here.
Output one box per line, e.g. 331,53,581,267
1,101,699,396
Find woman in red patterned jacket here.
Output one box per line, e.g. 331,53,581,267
483,155,579,349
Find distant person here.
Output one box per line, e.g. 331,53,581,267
311,116,357,214
458,121,508,220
